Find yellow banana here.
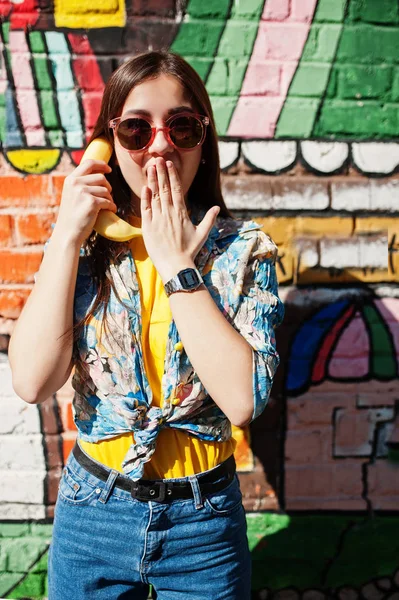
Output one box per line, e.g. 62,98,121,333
81,137,142,242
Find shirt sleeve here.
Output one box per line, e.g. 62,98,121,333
232,230,285,422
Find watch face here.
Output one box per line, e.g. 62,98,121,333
178,268,200,289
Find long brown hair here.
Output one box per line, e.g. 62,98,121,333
62,51,233,358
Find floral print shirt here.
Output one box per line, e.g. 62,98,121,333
59,208,284,481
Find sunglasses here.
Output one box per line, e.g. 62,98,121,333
109,112,210,152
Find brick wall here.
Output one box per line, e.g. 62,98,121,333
0,0,399,598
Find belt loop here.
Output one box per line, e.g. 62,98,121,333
188,475,204,510
98,469,119,504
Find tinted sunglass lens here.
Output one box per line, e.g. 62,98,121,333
170,116,203,149
117,118,152,150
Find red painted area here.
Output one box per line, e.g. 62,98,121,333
0,0,40,28
312,305,355,383
67,33,104,147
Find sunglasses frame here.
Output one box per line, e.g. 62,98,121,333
108,112,210,152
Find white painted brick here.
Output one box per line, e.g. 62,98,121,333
331,181,399,212
0,358,42,434
295,239,319,268
0,471,45,505
320,235,388,269
370,180,399,211
320,238,361,268
0,356,20,398
0,401,41,435
272,182,329,210
222,178,272,210
331,182,370,211
0,503,46,520
359,235,388,269
0,435,46,471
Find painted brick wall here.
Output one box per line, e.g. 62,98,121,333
0,0,399,598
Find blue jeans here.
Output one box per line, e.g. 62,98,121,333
48,444,251,599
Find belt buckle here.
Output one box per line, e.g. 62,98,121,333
131,481,168,503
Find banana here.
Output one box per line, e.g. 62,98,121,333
81,137,142,242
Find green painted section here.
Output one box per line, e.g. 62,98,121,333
275,98,320,138
338,65,392,100
313,0,347,22
348,0,399,24
249,514,356,590
0,524,30,537
313,0,399,139
2,21,9,44
288,64,332,97
171,20,226,59
276,0,347,138
171,0,265,136
362,304,397,378
29,31,46,53
32,56,53,90
325,516,399,587
0,574,21,598
336,24,399,65
184,0,231,19
39,91,60,129
314,100,398,137
170,0,231,72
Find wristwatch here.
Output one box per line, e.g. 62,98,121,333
164,268,204,297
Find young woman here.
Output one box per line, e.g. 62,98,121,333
9,51,284,599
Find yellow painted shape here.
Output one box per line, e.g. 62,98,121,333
295,216,354,237
256,216,296,246
54,0,125,28
6,149,61,174
297,267,397,285
355,217,399,237
275,242,295,284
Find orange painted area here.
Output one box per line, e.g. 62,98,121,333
232,425,254,472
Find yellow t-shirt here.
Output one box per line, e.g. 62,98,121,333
80,216,236,479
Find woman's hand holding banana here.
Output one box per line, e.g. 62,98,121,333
80,138,142,242
56,152,117,246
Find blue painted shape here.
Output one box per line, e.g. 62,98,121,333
5,87,22,147
45,31,69,54
45,31,83,148
286,299,350,393
49,55,75,90
57,91,83,147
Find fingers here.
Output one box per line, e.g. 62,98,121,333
155,158,172,212
165,160,185,209
83,185,113,201
81,173,112,194
75,159,112,177
147,165,161,213
141,186,152,221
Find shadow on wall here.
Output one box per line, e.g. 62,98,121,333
248,268,399,596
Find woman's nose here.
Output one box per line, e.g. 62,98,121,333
148,128,173,155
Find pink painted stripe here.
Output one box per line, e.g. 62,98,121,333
9,31,45,146
328,312,370,379
227,0,318,137
375,299,399,361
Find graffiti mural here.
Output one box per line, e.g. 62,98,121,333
0,0,398,598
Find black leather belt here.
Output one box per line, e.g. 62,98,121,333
72,443,236,504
